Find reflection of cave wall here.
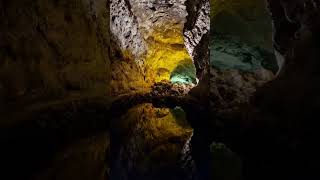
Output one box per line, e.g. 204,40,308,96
111,103,192,180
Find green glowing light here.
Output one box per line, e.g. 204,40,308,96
170,59,197,84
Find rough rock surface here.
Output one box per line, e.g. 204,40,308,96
210,67,274,119
211,35,278,73
256,0,320,134
0,0,111,116
110,0,210,95
212,1,320,179
211,0,273,51
209,0,276,120
110,0,147,59
1,0,110,179
184,0,210,80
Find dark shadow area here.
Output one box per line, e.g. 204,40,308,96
0,100,109,179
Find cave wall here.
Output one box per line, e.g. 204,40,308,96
209,0,276,118
0,1,111,179
0,0,110,115
184,0,210,81
110,0,210,95
110,0,191,94
217,1,320,178
255,0,320,121
210,0,273,51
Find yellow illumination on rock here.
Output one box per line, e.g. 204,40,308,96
111,24,196,95
144,26,195,83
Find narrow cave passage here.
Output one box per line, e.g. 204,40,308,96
109,0,208,179
110,0,200,96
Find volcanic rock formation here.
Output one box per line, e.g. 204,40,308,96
1,0,110,179
110,0,210,95
212,1,320,179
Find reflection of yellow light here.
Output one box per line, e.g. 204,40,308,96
144,26,194,83
121,104,192,143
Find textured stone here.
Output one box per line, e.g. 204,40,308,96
0,0,110,113
110,0,210,95
211,0,273,51
211,1,320,179
210,34,278,73
1,1,111,178
184,0,210,80
110,0,147,59
209,0,276,118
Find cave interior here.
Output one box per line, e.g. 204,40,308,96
1,0,320,180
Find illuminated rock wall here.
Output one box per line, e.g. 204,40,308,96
110,0,210,95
